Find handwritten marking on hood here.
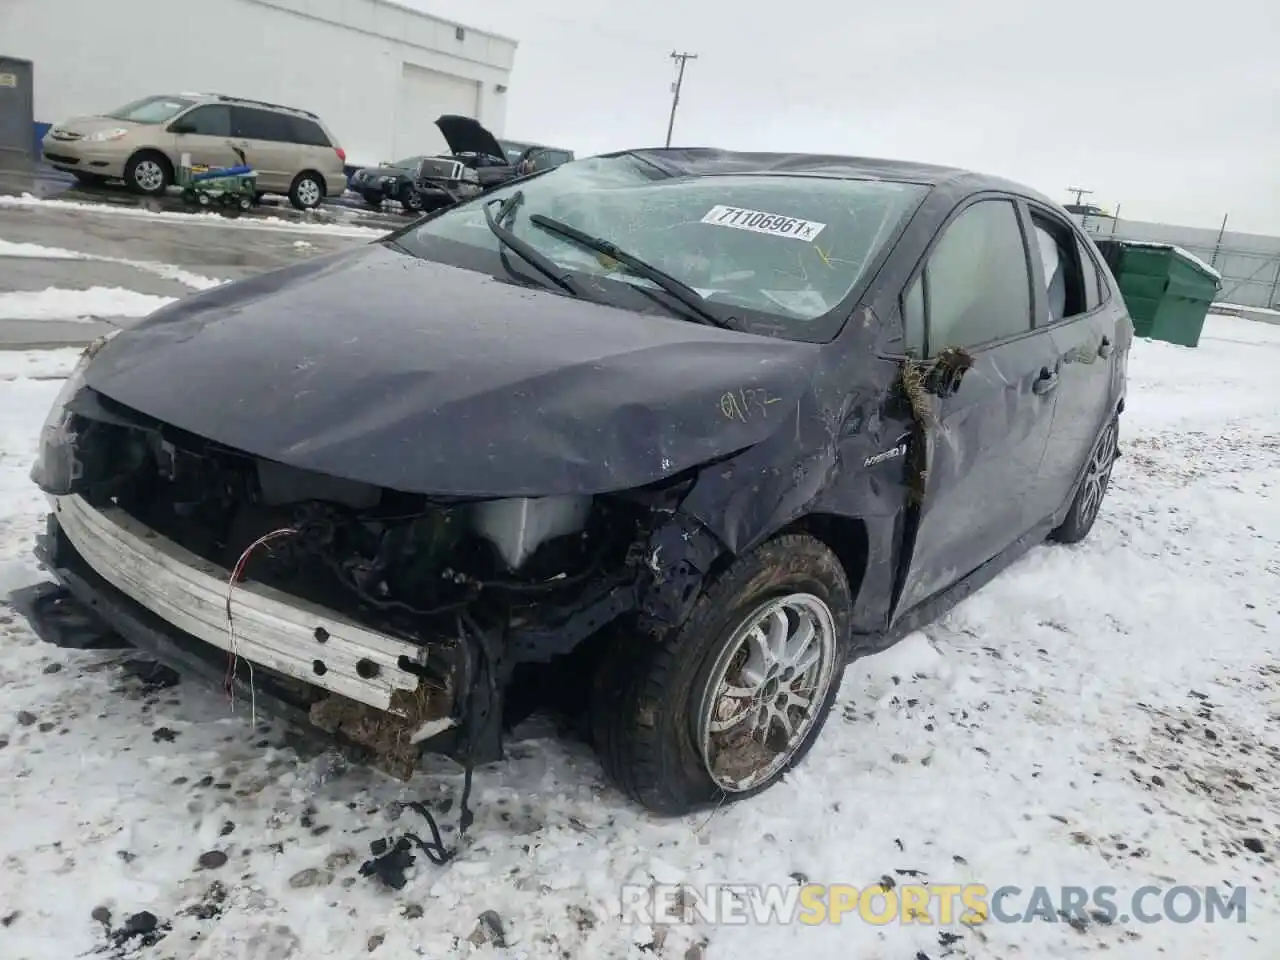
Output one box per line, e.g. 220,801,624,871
720,388,783,422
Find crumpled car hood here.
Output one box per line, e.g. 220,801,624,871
83,244,820,497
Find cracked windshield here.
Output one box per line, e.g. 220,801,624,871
399,156,926,339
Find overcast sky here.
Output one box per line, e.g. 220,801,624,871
413,0,1277,234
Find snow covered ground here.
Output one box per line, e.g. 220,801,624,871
0,239,227,293
0,287,176,323
0,316,1276,959
0,194,389,240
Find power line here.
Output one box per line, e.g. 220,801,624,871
665,51,698,148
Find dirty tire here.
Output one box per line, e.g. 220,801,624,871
400,187,425,213
124,151,172,196
591,534,852,815
289,172,325,210
1051,415,1119,544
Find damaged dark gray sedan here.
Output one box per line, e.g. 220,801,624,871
23,148,1131,815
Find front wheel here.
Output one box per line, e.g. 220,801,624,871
591,534,851,815
124,152,171,196
289,172,325,210
400,187,425,213
1050,415,1119,544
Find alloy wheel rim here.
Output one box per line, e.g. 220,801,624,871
1080,421,1118,525
135,161,164,191
298,179,321,206
697,593,838,792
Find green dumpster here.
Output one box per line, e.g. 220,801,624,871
1092,240,1222,347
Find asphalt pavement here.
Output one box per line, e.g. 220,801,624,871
0,169,411,350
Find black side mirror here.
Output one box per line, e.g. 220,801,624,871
170,122,195,135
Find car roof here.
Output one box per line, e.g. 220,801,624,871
178,92,322,121
611,147,1055,206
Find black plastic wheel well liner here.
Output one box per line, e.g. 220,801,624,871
782,513,870,598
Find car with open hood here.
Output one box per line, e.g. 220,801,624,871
350,116,574,215
22,148,1131,817
428,114,574,187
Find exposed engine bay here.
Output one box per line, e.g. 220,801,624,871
49,391,718,780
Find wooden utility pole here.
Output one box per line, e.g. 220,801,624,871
665,51,698,148
1211,212,1229,267
1066,186,1093,207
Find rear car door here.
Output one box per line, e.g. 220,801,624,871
229,107,296,193
1026,204,1125,523
167,104,238,172
893,195,1061,616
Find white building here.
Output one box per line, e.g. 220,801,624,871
1,0,518,168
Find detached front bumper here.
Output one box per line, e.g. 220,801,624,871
39,495,427,712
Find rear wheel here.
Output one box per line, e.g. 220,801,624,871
124,151,172,196
1051,415,1119,544
591,534,851,815
289,172,325,210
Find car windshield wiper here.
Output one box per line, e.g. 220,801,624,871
482,194,582,296
527,214,733,329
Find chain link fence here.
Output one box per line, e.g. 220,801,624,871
1075,214,1280,311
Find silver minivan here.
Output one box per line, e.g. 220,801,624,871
41,93,348,209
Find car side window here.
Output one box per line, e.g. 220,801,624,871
288,116,331,147
1030,212,1089,323
919,199,1032,355
232,107,290,142
1076,237,1103,311
176,105,231,137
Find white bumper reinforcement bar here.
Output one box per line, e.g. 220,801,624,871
53,494,424,712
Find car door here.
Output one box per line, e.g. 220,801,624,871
893,195,1062,617
229,106,295,193
1025,204,1121,523
167,104,238,172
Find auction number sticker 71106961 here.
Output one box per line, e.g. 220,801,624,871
700,205,827,242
